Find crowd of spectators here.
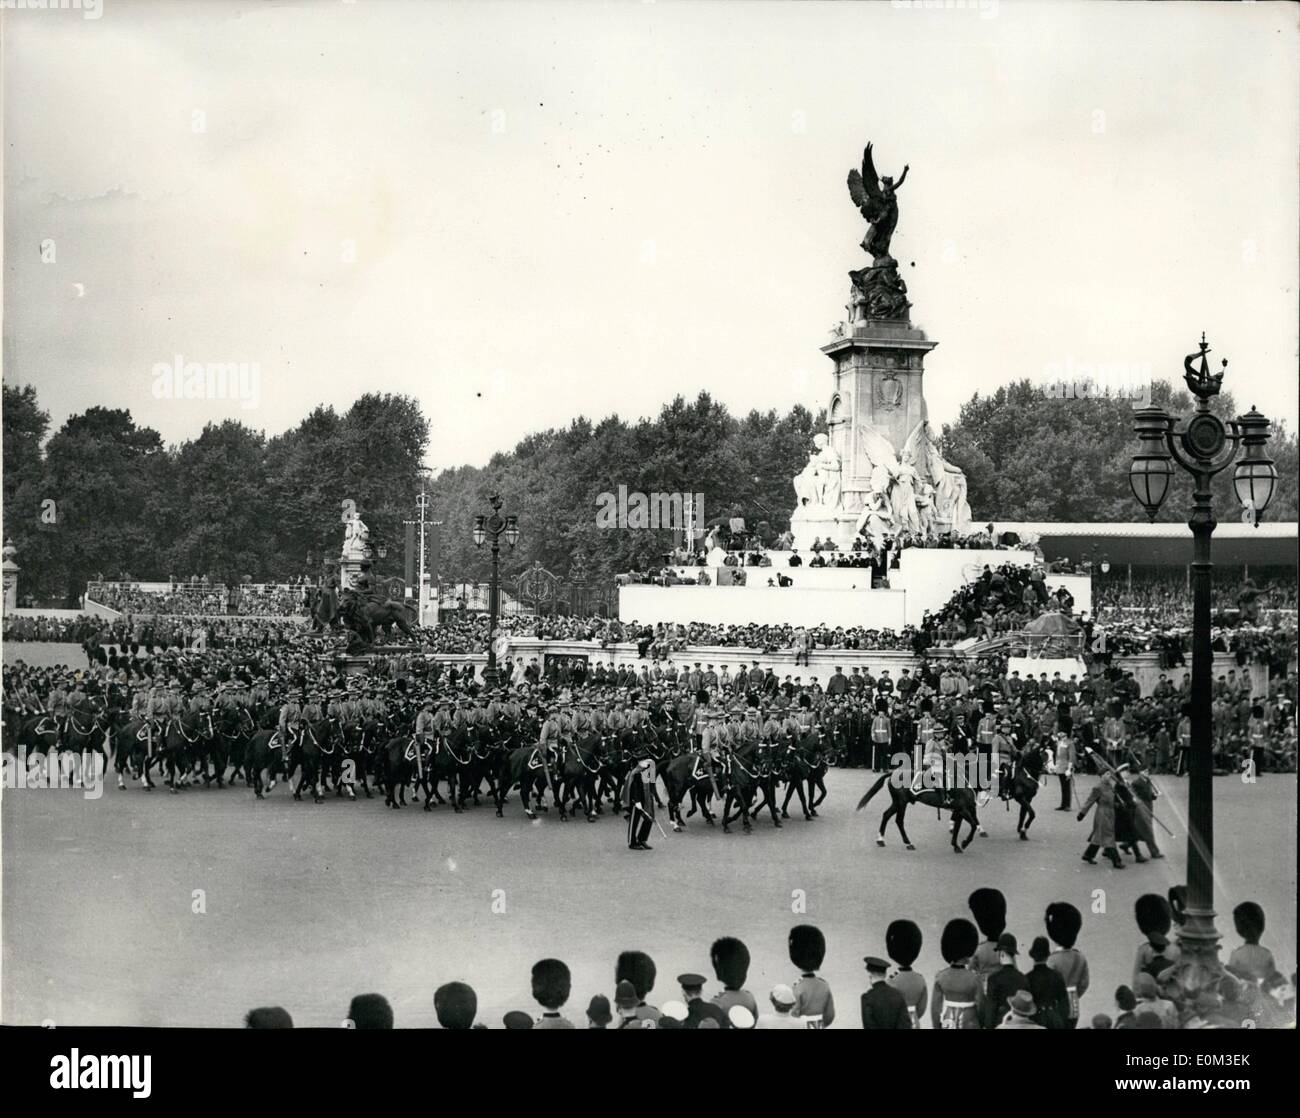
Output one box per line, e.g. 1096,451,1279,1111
236,904,1294,1029
85,580,309,618
916,563,1078,647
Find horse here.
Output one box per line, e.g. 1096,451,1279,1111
245,728,294,799
720,740,782,834
161,712,215,792
780,729,828,822
855,765,985,853
660,749,720,831
999,743,1049,840
425,727,477,813
291,718,332,804
556,732,604,822
311,584,340,631
495,741,558,819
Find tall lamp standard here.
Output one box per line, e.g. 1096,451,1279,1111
1128,334,1277,994
473,494,519,687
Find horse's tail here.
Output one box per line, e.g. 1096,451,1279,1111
856,772,891,812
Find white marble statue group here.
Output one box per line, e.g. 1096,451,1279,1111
791,421,971,542
341,508,371,561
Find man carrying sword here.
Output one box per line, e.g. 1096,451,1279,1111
624,756,660,851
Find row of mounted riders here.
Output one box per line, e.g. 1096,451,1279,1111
4,702,845,833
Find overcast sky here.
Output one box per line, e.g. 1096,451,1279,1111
4,0,1296,474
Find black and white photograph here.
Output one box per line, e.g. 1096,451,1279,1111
1,0,1296,1082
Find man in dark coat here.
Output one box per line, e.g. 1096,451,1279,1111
982,933,1030,1029
1025,936,1070,1029
860,957,912,1028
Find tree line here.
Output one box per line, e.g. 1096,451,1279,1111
2,379,1295,605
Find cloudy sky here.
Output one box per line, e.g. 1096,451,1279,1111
4,0,1296,473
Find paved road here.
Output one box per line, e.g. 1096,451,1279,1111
3,755,1293,1027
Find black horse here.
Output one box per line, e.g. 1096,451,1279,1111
999,743,1049,839
856,764,985,853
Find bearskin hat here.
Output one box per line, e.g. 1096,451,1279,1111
616,950,657,1000
1135,894,1173,939
940,918,979,965
710,936,751,987
788,924,826,972
875,699,888,713
983,699,995,715
886,920,922,968
799,693,812,709
696,688,710,705
1058,715,1074,735
968,888,1007,940
1045,902,1082,949
1232,901,1265,943
920,697,934,714
530,958,571,1010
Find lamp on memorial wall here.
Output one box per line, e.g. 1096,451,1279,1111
1126,334,1276,997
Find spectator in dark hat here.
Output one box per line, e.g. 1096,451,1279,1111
502,1011,534,1030
434,981,477,1030
1114,985,1138,1029
1227,901,1276,985
678,973,728,1029
983,933,1029,1029
586,995,612,1029
346,992,394,1029
710,937,757,1027
788,924,835,1028
861,956,911,1029
531,958,575,1028
1026,936,1069,1029
244,1006,293,1029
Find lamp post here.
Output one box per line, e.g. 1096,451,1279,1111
1128,334,1277,994
473,494,519,686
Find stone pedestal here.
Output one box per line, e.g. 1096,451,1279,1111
789,504,861,553
821,319,937,505
338,554,368,591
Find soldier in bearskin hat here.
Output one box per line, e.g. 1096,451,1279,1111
788,924,835,1028
709,937,758,1027
968,887,1007,994
931,918,983,1030
1045,902,1089,1029
1133,893,1180,988
886,919,927,1029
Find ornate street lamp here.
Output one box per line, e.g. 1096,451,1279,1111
1128,333,1276,995
472,494,518,686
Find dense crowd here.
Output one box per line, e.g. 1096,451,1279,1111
86,581,309,617
915,563,1077,647
234,897,1294,1029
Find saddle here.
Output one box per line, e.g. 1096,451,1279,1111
526,746,556,771
403,738,431,762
